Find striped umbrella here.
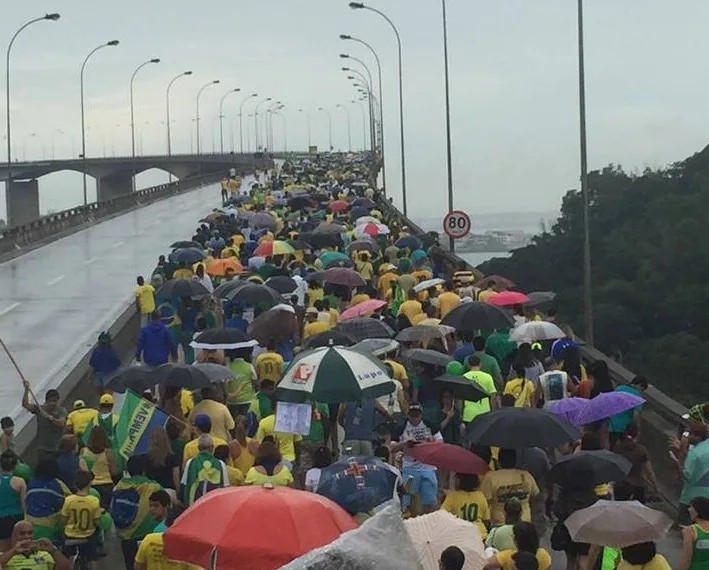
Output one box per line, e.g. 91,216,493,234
254,240,296,257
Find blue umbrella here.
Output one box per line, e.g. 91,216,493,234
350,206,369,221
316,456,398,515
411,249,428,263
395,236,422,250
169,247,205,264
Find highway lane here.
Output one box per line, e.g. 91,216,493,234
0,182,228,421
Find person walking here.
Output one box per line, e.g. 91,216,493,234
0,451,26,552
89,331,121,395
679,496,709,570
135,276,156,327
134,311,178,369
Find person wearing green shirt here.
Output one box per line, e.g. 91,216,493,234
485,329,517,370
246,380,276,437
463,355,497,423
298,403,330,486
470,336,503,391
226,353,258,417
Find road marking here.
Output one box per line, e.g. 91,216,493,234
84,257,97,265
47,275,66,286
0,302,21,317
111,241,125,249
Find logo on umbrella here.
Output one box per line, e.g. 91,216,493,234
338,458,375,489
293,363,317,384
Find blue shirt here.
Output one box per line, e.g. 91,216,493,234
608,384,643,433
225,316,249,333
153,520,167,533
453,343,475,366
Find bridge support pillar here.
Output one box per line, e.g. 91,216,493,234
97,170,133,202
6,179,39,227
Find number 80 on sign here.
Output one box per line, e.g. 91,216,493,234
443,210,471,239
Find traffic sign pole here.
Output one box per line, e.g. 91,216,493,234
443,210,472,255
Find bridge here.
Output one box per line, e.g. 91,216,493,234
2,152,293,227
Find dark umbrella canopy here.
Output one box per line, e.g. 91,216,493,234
347,240,378,254
401,348,452,368
250,212,278,230
476,275,515,290
349,206,370,221
466,407,581,448
351,197,375,209
287,196,313,210
170,240,203,250
191,328,257,350
312,222,344,235
151,363,215,391
303,330,357,349
264,276,298,294
395,236,422,250
157,279,211,298
105,366,151,394
323,268,366,288
524,291,557,307
548,451,632,487
191,363,235,384
225,283,282,306
441,301,514,332
433,374,489,402
213,279,248,299
334,318,395,342
169,247,206,265
248,306,298,344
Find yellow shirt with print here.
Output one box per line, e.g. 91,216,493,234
135,284,156,314
303,320,330,339
180,389,195,418
441,489,490,538
66,407,99,437
62,493,102,539
4,550,55,570
135,532,197,570
255,415,301,462
255,351,285,382
307,288,324,307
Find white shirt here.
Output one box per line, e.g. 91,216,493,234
196,274,214,294
538,370,570,407
400,420,443,470
376,380,404,414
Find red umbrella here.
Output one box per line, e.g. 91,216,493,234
341,299,387,320
330,199,350,213
164,486,357,570
324,267,366,287
405,441,489,475
487,291,529,306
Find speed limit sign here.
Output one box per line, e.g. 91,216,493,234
443,210,472,239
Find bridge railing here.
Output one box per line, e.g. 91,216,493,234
0,172,222,257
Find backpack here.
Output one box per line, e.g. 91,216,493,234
110,486,140,529
26,479,66,518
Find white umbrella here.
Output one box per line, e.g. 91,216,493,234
509,321,565,342
564,500,672,548
404,510,486,570
355,215,380,225
413,278,446,293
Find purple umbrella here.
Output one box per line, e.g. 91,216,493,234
324,267,366,288
575,392,645,426
548,398,588,426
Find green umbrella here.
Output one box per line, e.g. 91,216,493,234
276,346,395,404
320,251,350,265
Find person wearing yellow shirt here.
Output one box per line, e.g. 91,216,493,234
255,408,301,468
322,299,339,326
483,521,551,570
135,276,156,325
173,263,193,280
478,284,498,302
307,284,325,307
350,288,370,306
398,290,423,323
135,532,196,570
437,282,461,318
354,253,374,284
245,440,294,487
441,473,491,539
214,445,245,486
61,471,102,568
377,265,398,297
303,308,330,339
410,312,429,326
384,357,409,390
255,340,285,382
182,415,228,467
503,365,537,408
66,400,99,438
481,449,539,526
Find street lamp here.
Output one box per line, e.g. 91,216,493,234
218,88,240,154
298,109,312,149
273,111,287,152
266,102,283,151
253,97,272,151
577,0,593,343
350,99,367,151
349,2,408,215
344,68,374,154
80,39,119,205
165,71,192,181
6,13,60,199
335,104,352,152
196,80,219,154
238,93,258,153
440,0,455,252
318,107,333,151
130,57,160,191
341,34,386,190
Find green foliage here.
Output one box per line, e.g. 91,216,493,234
477,147,709,400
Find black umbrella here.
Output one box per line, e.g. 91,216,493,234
324,258,354,270
168,247,206,265
402,348,452,368
213,279,248,299
350,206,370,221
433,374,490,402
548,451,632,487
466,407,581,448
104,366,151,394
170,240,203,249
304,271,326,283
303,330,357,349
225,283,282,306
191,363,235,384
441,301,514,332
351,197,375,208
288,196,313,210
524,291,557,307
288,239,313,251
191,328,257,350
151,363,214,391
265,276,298,294
334,318,395,342
157,278,210,298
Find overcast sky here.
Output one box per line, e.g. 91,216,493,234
2,0,709,220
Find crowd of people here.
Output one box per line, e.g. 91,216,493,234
0,153,705,570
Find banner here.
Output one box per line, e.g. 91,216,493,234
114,390,168,460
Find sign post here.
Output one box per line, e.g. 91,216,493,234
443,209,472,254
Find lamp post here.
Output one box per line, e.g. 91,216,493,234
6,13,60,198
253,97,272,151
351,99,367,151
273,111,287,152
340,34,386,190
264,101,282,151
219,88,240,154
349,2,407,215
130,57,160,191
298,109,312,150
577,0,593,343
345,70,375,153
238,93,258,153
165,71,192,182
318,107,333,151
195,80,219,154
335,104,352,152
440,0,455,252
80,39,119,206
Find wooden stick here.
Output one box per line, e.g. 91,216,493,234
0,336,43,408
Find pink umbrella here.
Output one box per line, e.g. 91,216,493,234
341,299,387,320
487,291,529,306
406,442,489,475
